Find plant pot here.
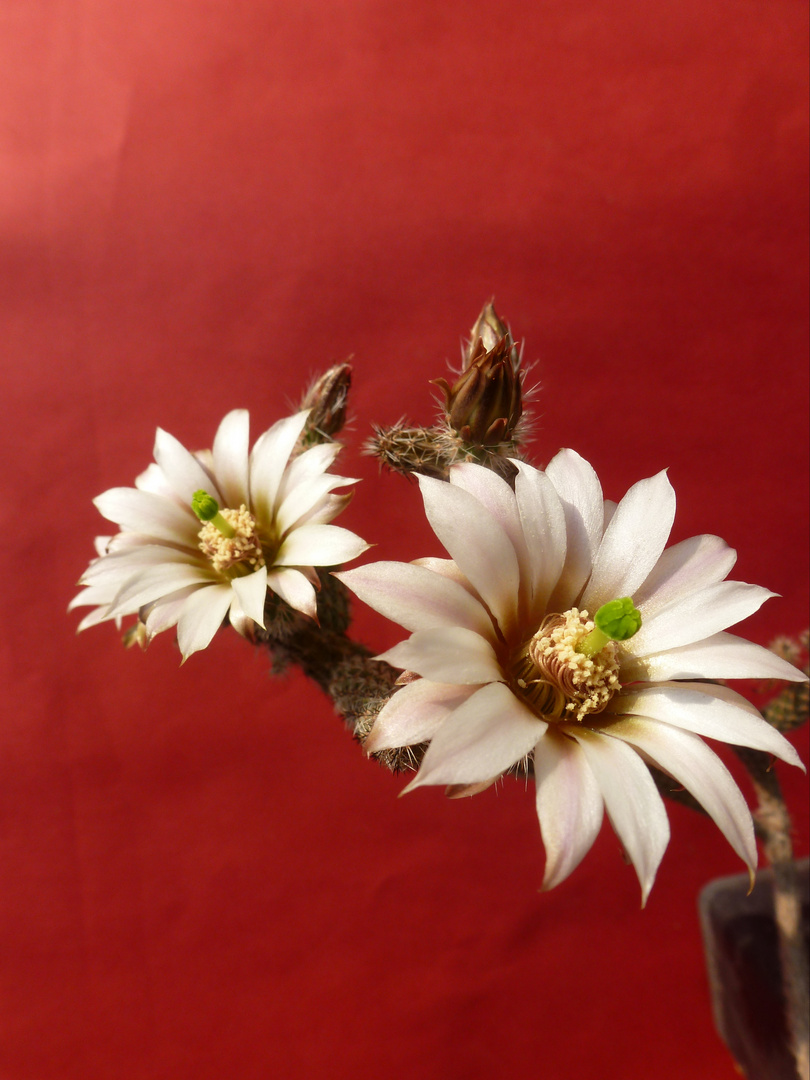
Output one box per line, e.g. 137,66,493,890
699,858,809,1080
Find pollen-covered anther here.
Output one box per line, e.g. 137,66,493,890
198,505,266,573
514,608,621,722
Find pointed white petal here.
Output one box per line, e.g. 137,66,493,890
449,464,531,602
275,442,342,505
68,585,112,613
512,460,567,616
570,727,670,905
627,581,777,656
135,463,177,499
364,680,477,752
73,596,117,630
94,488,199,545
416,474,520,636
621,631,808,683
544,449,604,609
80,545,195,586
634,534,737,616
607,682,805,767
176,583,234,659
605,717,757,879
108,563,214,616
276,523,369,567
230,566,268,628
583,470,676,612
249,410,310,523
411,558,477,592
265,567,318,619
298,492,353,527
142,585,200,638
403,682,545,789
275,472,358,536
534,729,604,891
376,627,504,685
212,409,250,508
153,427,222,507
335,562,494,638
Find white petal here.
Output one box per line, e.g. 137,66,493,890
94,488,199,545
364,680,477,753
275,441,342,505
511,460,567,617
534,729,604,891
544,449,604,610
449,464,531,609
627,581,777,656
142,585,200,638
634,534,737,617
153,427,222,506
108,563,214,615
605,717,757,880
249,410,310,523
135,463,177,499
176,583,234,659
376,627,504,685
230,566,268,628
276,523,369,567
416,474,520,637
68,585,112,613
569,727,670,905
212,409,250,507
583,470,676,612
411,558,478,593
402,682,546,789
608,682,805,767
621,631,808,683
275,472,358,536
335,562,494,638
80,544,194,586
265,567,318,619
299,492,353,527
72,593,117,630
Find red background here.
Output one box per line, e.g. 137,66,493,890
1,3,808,1078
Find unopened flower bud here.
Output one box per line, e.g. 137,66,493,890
434,336,523,446
299,364,352,441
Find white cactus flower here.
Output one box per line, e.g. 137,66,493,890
71,410,368,658
337,453,806,902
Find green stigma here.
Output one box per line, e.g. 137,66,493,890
576,598,642,657
191,490,235,538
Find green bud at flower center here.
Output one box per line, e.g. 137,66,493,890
575,598,642,657
192,490,236,538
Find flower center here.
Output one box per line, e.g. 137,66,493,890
511,608,621,722
197,505,266,574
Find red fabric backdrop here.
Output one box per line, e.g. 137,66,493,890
1,3,807,1078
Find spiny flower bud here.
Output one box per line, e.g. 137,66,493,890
434,336,523,446
299,363,352,443
433,301,524,447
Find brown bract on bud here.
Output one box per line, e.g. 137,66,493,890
299,363,352,443
464,300,518,367
434,331,523,446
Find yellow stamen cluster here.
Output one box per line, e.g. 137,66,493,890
198,505,266,574
513,608,621,722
